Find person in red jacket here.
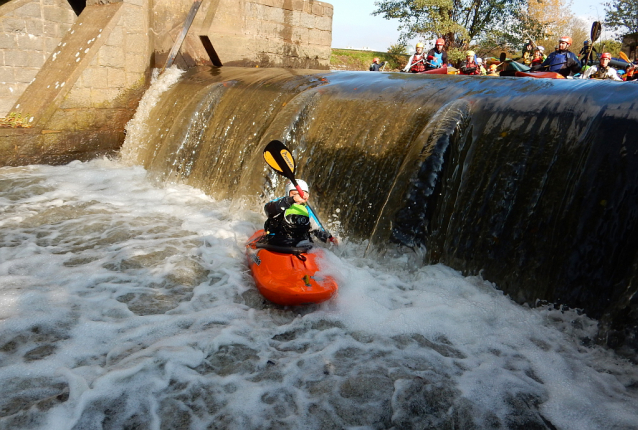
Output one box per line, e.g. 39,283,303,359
459,51,481,75
403,42,427,73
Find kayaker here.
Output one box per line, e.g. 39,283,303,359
522,39,534,65
370,57,386,71
263,179,334,247
540,36,582,77
580,52,622,81
530,46,546,70
403,42,427,73
476,58,487,75
624,58,638,81
459,51,481,75
578,40,598,66
425,38,448,70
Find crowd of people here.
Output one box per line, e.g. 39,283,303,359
369,36,638,82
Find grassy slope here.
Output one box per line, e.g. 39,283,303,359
330,48,409,71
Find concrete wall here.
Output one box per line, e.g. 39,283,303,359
210,0,333,68
0,0,334,167
152,0,333,69
1,1,151,165
0,0,76,116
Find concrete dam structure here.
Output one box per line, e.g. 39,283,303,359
0,0,333,165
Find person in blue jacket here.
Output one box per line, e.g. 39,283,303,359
263,179,333,247
541,36,582,77
425,38,448,70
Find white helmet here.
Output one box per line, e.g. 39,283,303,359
537,46,545,53
285,179,309,196
476,57,483,64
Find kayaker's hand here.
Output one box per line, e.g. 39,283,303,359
290,190,308,204
329,236,339,245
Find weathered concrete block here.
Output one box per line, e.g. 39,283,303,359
311,3,323,15
107,67,125,88
323,4,333,18
45,36,61,52
99,45,125,68
4,49,28,67
258,20,283,39
0,67,14,82
291,26,307,44
125,33,147,54
15,3,43,19
46,109,77,131
0,33,16,49
106,26,123,46
120,6,146,32
0,97,15,115
264,5,285,23
16,33,44,50
15,67,38,83
42,21,57,37
309,28,330,46
125,51,147,73
43,6,74,24
82,66,108,88
126,71,144,87
299,10,314,28
0,83,15,97
90,87,119,108
26,19,45,37
315,15,331,31
60,86,91,109
58,22,72,37
3,18,28,33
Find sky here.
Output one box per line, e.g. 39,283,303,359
329,0,609,52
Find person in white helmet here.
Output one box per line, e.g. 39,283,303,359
263,179,334,246
403,42,427,73
476,57,487,75
580,52,622,81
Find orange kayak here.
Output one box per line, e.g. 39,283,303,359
245,230,338,306
418,66,448,75
515,71,565,79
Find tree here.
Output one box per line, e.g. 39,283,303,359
479,0,586,56
604,0,638,35
372,0,526,50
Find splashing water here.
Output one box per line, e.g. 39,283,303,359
0,159,636,429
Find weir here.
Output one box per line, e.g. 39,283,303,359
122,67,638,358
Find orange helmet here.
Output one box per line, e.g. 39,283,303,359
373,57,380,63
435,38,445,46
601,52,612,60
559,36,572,45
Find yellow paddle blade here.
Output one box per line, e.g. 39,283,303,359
619,51,630,63
279,149,295,172
263,151,283,173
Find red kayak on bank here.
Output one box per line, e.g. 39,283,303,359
514,71,565,79
245,230,338,306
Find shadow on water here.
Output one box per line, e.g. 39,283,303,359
120,66,638,360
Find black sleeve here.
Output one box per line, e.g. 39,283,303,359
264,196,294,218
442,51,448,64
312,229,331,243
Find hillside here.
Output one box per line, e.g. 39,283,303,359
330,48,409,71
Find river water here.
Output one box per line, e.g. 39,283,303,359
1,158,637,429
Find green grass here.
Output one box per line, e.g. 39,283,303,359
330,48,409,71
